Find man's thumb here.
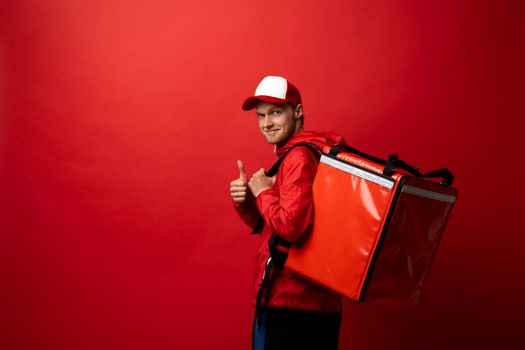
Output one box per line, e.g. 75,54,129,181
237,160,248,181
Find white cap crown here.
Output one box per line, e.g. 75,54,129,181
254,76,288,99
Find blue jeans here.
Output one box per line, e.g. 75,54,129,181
252,308,342,350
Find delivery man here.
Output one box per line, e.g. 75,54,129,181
230,76,345,350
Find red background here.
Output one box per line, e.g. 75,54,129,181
1,1,523,349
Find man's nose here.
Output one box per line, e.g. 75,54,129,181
263,115,273,128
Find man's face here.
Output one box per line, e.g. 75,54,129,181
255,102,303,146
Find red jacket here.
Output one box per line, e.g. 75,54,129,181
234,130,345,312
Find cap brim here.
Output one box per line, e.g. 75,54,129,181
242,95,288,111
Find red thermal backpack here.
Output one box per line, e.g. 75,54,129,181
256,142,457,313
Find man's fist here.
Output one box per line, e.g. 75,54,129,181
230,160,249,203
249,168,276,197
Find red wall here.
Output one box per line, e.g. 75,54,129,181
1,1,523,349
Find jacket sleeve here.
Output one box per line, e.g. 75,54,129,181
232,193,263,233
255,148,318,242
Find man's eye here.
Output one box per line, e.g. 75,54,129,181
273,110,282,116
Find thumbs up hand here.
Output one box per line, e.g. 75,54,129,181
248,168,276,197
230,160,250,203
237,160,248,183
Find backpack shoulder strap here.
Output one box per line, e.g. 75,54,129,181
255,142,324,327
266,142,321,177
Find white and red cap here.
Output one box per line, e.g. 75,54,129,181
242,76,302,111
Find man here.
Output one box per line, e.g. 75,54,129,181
230,76,346,350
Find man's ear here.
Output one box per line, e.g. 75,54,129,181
294,104,303,120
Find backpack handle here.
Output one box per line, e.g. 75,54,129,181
328,145,455,186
